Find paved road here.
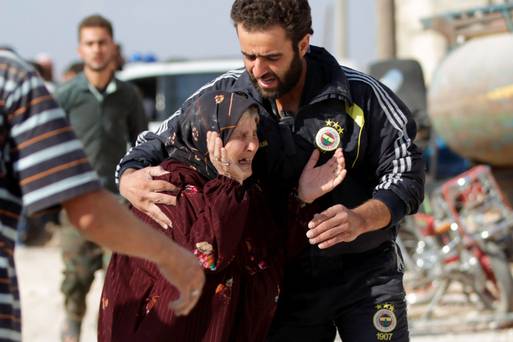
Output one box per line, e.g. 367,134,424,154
15,245,513,342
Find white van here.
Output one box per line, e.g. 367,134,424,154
117,59,243,129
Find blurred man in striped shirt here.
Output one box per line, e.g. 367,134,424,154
0,48,204,342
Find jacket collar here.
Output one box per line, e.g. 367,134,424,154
74,72,118,101
231,45,353,108
303,45,353,105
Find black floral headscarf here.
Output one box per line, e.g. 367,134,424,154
166,91,259,179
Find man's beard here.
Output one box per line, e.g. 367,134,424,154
249,48,303,99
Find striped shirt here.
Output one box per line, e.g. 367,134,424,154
0,50,101,341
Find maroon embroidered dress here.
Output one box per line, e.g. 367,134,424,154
99,161,296,342
98,91,307,342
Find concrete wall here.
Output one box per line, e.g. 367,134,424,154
395,0,491,83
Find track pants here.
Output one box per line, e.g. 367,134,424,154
267,241,409,342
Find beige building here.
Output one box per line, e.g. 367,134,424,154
395,0,502,83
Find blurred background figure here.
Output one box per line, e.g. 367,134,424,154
35,52,56,92
35,52,54,82
54,14,147,342
62,61,84,82
112,43,125,71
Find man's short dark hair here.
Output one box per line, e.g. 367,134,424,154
230,0,313,46
78,14,114,40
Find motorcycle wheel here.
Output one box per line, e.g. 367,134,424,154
480,241,513,314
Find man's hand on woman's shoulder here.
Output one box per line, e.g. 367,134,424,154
119,166,178,229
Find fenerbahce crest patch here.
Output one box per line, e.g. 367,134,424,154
373,303,397,341
315,119,343,152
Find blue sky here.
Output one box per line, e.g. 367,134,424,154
0,0,376,77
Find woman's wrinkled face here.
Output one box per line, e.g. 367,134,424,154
225,111,259,180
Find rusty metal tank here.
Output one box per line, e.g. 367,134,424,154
428,33,513,167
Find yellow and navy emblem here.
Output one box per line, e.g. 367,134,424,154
315,119,343,152
372,304,397,333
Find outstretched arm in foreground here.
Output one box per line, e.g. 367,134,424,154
62,189,205,316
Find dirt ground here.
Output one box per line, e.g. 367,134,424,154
15,243,513,342
15,245,102,342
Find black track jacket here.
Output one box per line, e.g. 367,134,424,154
116,46,425,256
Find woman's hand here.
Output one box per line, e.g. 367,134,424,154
297,148,346,203
207,131,245,184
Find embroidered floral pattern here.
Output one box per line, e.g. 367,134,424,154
184,185,199,194
215,277,233,303
194,241,217,270
145,295,159,315
243,239,269,274
258,260,268,270
192,126,199,142
169,132,176,145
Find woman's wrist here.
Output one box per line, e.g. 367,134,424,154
293,188,309,207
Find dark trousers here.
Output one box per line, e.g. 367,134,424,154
61,224,104,321
268,241,409,342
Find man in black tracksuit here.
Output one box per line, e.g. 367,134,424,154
116,1,424,341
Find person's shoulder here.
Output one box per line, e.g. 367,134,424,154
115,77,134,89
159,160,208,186
53,81,74,107
113,78,145,109
114,77,143,97
0,50,35,84
217,67,245,80
341,65,409,120
178,68,246,110
0,49,28,71
341,65,384,100
341,66,376,85
207,67,245,91
55,74,84,96
180,68,246,104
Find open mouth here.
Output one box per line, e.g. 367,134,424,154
258,74,277,89
238,158,252,168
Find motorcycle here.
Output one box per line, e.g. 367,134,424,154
398,165,513,328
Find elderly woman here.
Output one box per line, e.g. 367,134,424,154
98,90,345,342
